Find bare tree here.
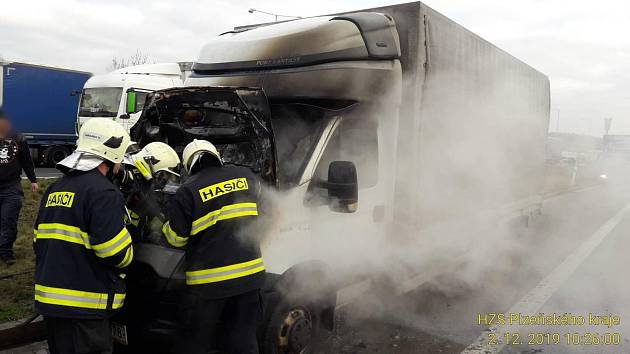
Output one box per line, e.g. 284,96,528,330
109,50,153,70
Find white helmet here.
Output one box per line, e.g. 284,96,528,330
131,142,181,180
182,139,222,173
75,119,130,164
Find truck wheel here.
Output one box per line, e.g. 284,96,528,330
261,293,326,354
44,146,69,167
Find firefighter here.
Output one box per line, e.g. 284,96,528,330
33,119,133,354
163,139,265,354
121,142,181,240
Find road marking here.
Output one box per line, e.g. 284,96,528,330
461,202,630,354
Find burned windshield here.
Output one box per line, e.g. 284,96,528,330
270,104,329,189
132,87,276,185
79,87,122,117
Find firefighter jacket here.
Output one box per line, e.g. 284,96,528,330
162,165,265,299
33,169,133,319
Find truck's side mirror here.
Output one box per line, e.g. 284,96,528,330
324,161,358,213
126,90,138,115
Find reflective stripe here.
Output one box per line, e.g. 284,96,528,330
92,228,132,258
34,223,91,248
34,284,117,310
126,210,141,227
112,294,126,309
34,224,131,260
191,203,258,236
162,221,188,247
116,246,133,268
186,258,265,285
35,284,126,310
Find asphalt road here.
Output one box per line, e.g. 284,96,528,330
318,182,630,354
4,182,630,354
33,168,62,179
22,168,62,180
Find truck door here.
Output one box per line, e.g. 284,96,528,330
121,88,152,132
303,116,387,276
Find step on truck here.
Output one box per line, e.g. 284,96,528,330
76,62,191,133
0,62,91,166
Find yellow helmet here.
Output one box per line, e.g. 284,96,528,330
131,142,181,180
182,139,222,173
75,119,130,164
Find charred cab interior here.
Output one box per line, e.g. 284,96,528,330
131,87,277,185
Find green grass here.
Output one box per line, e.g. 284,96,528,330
0,179,54,323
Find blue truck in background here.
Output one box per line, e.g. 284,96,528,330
0,61,91,166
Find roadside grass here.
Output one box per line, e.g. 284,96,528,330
0,179,54,323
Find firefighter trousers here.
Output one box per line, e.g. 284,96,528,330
172,289,262,354
44,316,113,354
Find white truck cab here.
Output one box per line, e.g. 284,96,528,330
76,62,190,133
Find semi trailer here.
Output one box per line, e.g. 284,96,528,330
76,62,191,133
115,2,550,353
0,62,91,166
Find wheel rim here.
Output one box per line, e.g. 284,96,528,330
277,307,313,354
51,149,68,164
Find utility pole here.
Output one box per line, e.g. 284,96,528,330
603,117,612,153
570,155,579,187
604,117,612,136
552,109,560,132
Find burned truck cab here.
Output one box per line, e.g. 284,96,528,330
188,12,403,274
132,86,276,184
117,12,404,354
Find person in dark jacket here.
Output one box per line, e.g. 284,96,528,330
119,142,181,241
34,118,133,354
164,139,264,354
0,108,38,265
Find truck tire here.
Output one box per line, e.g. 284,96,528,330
44,146,69,167
261,262,336,354
261,292,327,354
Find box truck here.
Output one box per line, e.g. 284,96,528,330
76,62,191,133
113,2,550,353
0,62,91,166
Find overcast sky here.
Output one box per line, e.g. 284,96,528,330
2,0,629,135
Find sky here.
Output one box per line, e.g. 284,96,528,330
1,0,629,136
